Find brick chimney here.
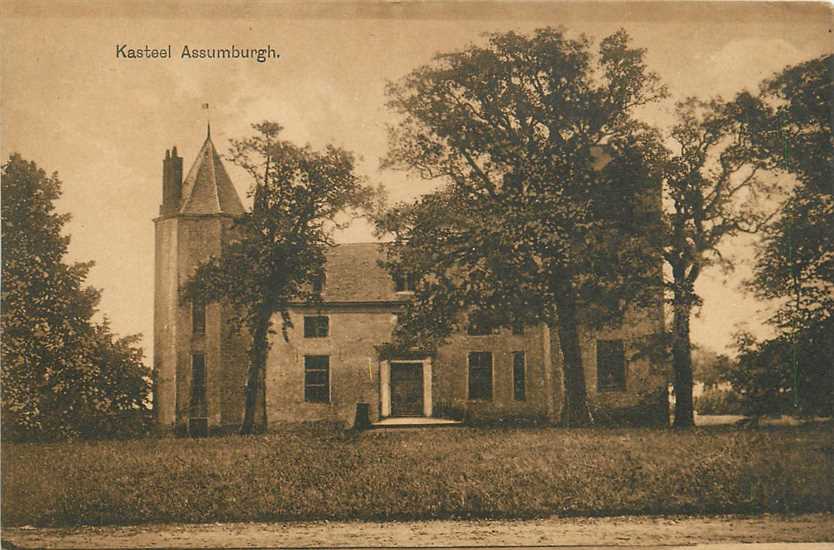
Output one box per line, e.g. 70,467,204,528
160,146,183,215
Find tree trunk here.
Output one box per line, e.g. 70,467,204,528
240,305,271,435
671,291,695,428
553,276,592,426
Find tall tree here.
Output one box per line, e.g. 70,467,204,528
181,122,376,435
738,54,833,414
657,97,775,428
380,28,667,426
1,154,150,440
746,53,833,335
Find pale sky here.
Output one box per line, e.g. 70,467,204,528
2,1,831,361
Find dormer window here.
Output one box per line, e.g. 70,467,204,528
394,272,416,293
467,317,498,336
312,272,326,294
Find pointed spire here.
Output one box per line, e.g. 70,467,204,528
177,130,244,216
207,121,211,140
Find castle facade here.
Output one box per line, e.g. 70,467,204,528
153,132,668,433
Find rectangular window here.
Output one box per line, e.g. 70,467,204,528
468,351,493,400
513,351,526,401
597,339,626,391
467,316,498,336
394,272,416,292
304,355,330,403
190,353,207,417
192,301,206,335
304,316,329,338
512,321,524,336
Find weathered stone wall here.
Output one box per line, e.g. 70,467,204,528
174,217,223,431
264,300,667,427
155,214,246,433
548,299,668,424
266,306,396,426
153,217,179,429
433,327,552,422
160,215,667,431
266,309,556,426
219,306,248,431
217,221,248,432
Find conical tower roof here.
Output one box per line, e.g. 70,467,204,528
179,133,245,216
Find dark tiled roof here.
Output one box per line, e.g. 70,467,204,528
319,242,405,303
179,136,245,216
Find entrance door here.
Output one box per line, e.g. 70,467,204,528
390,362,424,417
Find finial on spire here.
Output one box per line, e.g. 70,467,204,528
202,103,211,140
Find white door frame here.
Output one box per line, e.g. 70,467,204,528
380,359,432,417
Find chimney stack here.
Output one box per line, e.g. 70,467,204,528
160,146,183,215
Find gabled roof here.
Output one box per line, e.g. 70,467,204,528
318,242,405,304
179,135,245,216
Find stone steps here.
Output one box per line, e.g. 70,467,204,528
370,417,464,429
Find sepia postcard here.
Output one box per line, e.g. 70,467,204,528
1,1,832,548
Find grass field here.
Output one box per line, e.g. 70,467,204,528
3,423,833,527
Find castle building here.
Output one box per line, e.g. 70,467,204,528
153,132,668,434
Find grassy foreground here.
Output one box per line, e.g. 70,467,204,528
3,424,833,526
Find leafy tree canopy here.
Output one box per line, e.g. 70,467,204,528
718,54,833,419
379,28,668,425
1,154,150,440
181,122,378,433
747,54,832,195
743,54,833,334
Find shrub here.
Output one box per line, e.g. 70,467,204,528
590,387,670,427
695,388,745,415
728,324,834,418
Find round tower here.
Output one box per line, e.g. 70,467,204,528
153,130,247,435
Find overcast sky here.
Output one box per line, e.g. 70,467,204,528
2,1,831,361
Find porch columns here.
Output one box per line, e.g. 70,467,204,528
542,324,556,421
380,360,391,417
422,358,433,417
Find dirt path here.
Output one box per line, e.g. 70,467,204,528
3,514,834,548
